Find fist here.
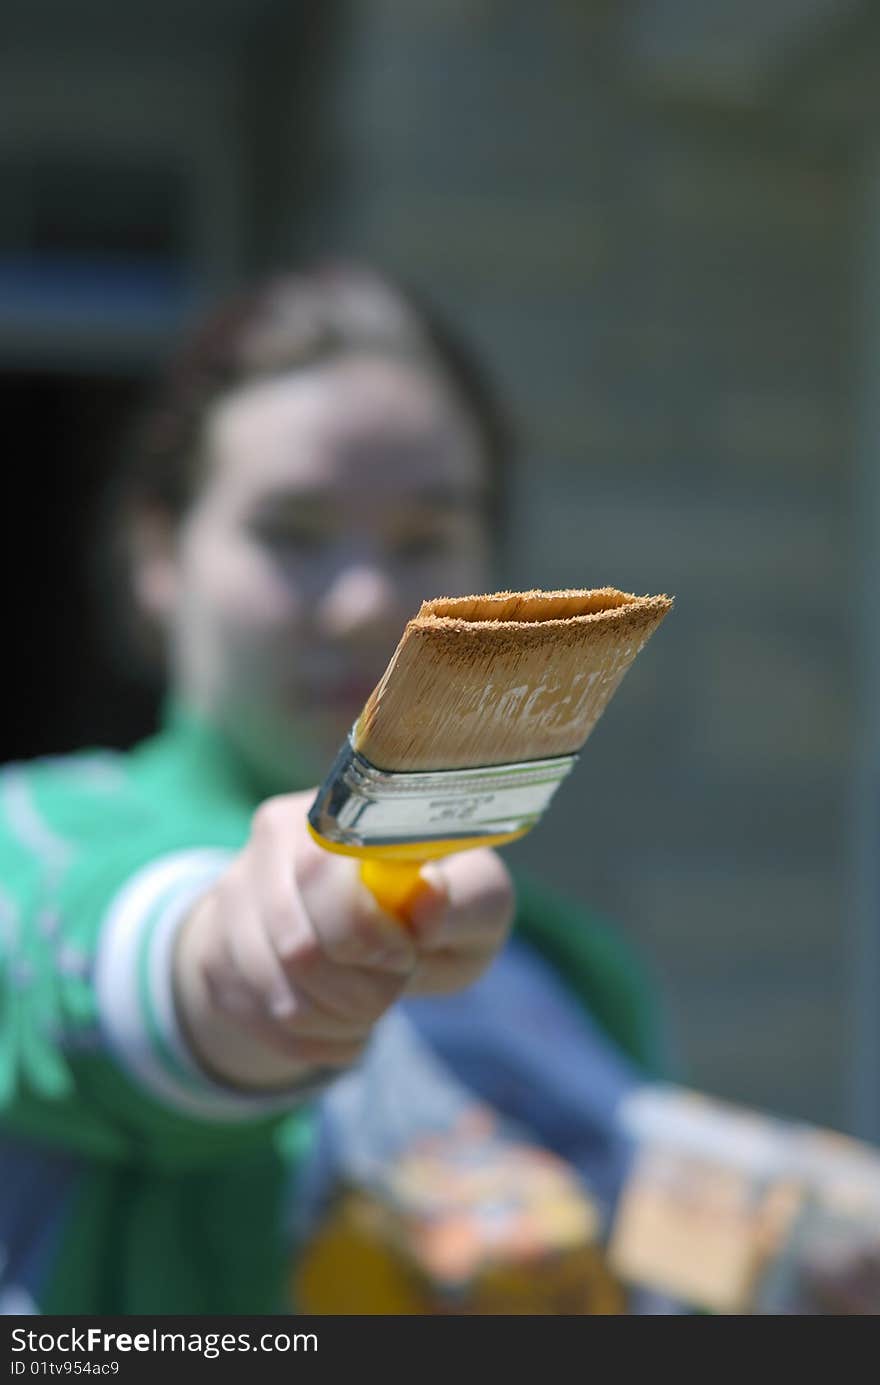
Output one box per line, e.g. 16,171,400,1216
174,792,514,1089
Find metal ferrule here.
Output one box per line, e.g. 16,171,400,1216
308,733,578,848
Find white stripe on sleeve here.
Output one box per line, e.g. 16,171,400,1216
96,849,332,1122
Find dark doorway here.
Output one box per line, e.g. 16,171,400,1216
2,369,161,765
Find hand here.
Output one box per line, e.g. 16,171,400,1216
173,792,514,1091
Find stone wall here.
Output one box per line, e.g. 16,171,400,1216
306,0,856,1126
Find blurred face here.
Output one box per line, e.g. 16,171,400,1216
151,355,494,789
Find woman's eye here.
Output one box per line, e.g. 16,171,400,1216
251,522,328,553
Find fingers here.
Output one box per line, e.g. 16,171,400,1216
251,795,417,974
206,794,415,1064
404,848,515,995
295,840,416,973
409,848,514,949
186,790,516,1086
213,860,299,1020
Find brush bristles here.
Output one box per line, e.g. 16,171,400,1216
353,588,672,772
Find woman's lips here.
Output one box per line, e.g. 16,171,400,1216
292,676,380,715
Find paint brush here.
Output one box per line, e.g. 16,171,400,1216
308,587,672,919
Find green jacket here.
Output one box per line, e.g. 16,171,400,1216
0,705,663,1313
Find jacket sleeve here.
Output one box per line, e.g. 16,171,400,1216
0,758,320,1170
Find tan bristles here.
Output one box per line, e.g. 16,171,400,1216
353,588,673,772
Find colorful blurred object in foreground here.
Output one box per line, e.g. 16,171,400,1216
295,1123,623,1315
609,1086,880,1315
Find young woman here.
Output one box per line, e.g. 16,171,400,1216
0,264,662,1313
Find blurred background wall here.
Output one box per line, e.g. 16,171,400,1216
3,0,879,1138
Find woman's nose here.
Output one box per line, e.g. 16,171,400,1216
316,561,402,643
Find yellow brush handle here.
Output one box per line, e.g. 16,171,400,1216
307,824,528,923
358,858,434,920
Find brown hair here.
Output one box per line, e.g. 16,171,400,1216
122,260,512,525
